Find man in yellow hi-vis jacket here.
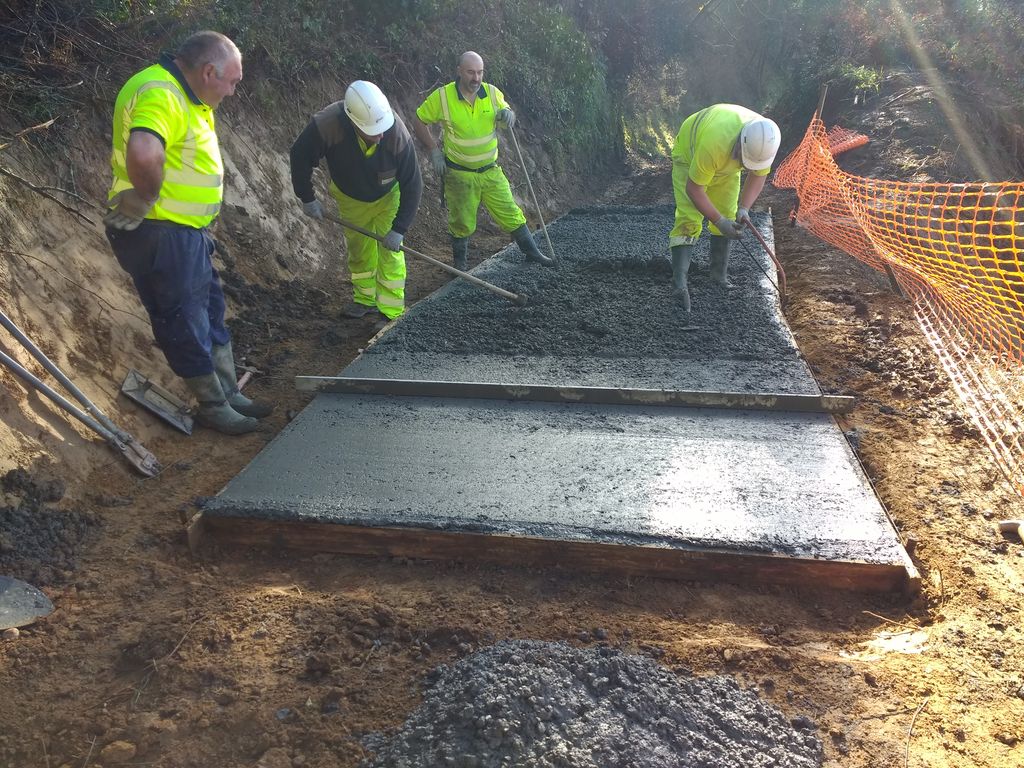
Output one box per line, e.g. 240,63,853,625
104,30,272,435
413,50,553,270
670,104,780,312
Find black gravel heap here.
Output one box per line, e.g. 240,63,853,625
0,469,100,585
361,640,823,768
371,207,792,361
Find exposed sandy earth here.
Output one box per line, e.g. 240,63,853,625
2,76,1024,767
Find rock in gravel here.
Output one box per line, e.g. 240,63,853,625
99,740,137,763
2,628,19,640
361,639,823,768
256,747,292,768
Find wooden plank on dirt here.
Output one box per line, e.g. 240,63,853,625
199,515,918,594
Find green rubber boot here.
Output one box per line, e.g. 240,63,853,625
184,372,259,435
670,244,693,312
709,236,733,287
511,225,554,267
211,342,274,419
452,236,469,271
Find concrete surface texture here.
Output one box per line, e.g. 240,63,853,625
208,392,904,563
208,205,908,575
360,639,824,768
347,207,818,393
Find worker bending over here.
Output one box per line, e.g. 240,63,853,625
290,81,423,324
104,31,273,435
414,51,553,270
670,104,780,312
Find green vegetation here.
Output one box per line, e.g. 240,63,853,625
2,0,1023,168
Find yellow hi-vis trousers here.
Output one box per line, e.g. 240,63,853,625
330,182,406,319
444,164,527,238
669,161,740,246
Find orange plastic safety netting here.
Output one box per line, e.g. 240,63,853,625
774,116,1024,494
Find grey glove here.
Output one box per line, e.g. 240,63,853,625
430,147,446,175
103,188,156,231
715,216,744,240
496,108,516,130
735,207,752,227
302,199,324,220
382,229,404,252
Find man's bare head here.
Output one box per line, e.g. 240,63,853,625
176,31,243,108
456,51,484,93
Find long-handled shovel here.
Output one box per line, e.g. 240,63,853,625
507,124,557,264
323,213,528,306
0,309,160,477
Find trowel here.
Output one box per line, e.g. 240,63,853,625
0,576,54,630
120,368,194,435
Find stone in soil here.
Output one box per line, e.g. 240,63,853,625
360,639,823,768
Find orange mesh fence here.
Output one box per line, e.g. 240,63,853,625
774,116,1024,494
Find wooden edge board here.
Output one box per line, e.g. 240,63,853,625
294,376,856,415
196,515,916,594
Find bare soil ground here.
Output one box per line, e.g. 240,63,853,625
2,74,1024,767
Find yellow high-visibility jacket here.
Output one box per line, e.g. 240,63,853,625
108,55,223,228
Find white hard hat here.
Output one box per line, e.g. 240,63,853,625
739,117,781,171
344,80,394,135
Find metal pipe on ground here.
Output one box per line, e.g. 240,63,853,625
0,307,161,477
322,213,528,306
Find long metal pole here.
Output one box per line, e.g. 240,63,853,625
507,125,557,263
323,213,527,306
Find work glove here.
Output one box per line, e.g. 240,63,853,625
430,147,446,175
103,188,157,231
302,199,324,220
735,207,752,227
715,216,744,240
496,108,516,130
382,229,404,252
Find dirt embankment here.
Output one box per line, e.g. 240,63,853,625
0,68,1023,768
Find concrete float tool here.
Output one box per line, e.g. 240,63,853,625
323,213,528,306
508,123,557,264
0,308,161,477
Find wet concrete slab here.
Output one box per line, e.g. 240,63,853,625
208,393,903,564
204,207,914,590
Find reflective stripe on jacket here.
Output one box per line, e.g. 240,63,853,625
108,62,223,228
417,81,507,170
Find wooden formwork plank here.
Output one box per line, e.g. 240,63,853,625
197,515,919,595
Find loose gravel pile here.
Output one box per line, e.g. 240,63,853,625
361,640,823,768
0,469,101,585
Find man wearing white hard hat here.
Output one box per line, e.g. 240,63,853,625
290,80,423,323
668,104,780,312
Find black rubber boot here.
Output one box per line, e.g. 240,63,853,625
211,342,274,419
511,225,554,267
709,236,733,287
670,244,693,312
452,236,469,271
184,372,259,435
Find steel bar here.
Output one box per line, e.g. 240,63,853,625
294,376,855,414
508,124,557,263
322,213,527,306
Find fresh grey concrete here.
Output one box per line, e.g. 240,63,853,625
208,393,903,564
362,640,823,767
207,207,909,575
